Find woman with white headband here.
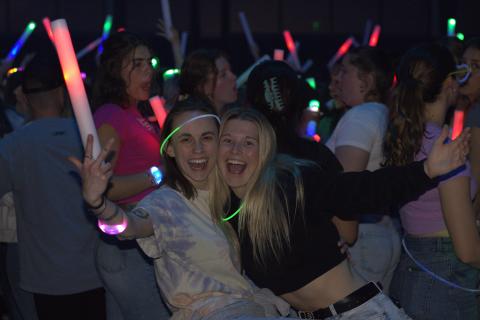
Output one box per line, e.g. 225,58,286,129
71,95,294,320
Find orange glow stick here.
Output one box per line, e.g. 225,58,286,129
149,96,168,128
51,19,101,158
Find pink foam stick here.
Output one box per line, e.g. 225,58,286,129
368,25,381,47
274,49,284,61
51,19,101,158
451,110,464,140
149,96,168,128
327,37,354,69
283,30,301,70
42,17,54,42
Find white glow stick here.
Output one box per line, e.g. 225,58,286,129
161,0,173,39
239,11,259,60
236,55,271,88
51,19,101,158
180,31,188,58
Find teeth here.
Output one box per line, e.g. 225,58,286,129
227,160,245,165
189,159,207,164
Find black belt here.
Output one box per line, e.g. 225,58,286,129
296,282,382,319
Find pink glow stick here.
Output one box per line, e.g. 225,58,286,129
149,96,168,128
451,110,464,140
283,30,301,70
274,49,284,61
51,19,101,158
368,25,381,47
42,17,54,42
327,37,354,69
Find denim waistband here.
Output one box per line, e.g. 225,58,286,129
404,236,453,253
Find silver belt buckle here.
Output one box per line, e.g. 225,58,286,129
298,311,316,319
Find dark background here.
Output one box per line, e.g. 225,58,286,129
0,0,477,79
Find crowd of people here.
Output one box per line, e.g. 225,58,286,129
0,16,479,320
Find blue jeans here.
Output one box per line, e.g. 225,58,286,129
390,237,479,320
349,216,401,293
96,237,170,320
324,292,411,320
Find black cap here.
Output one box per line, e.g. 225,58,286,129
22,50,64,94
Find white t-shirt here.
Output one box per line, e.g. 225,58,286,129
326,102,388,171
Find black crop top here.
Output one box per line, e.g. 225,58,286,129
229,160,437,295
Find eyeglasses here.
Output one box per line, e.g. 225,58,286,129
448,64,471,85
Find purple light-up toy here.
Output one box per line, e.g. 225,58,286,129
98,215,128,235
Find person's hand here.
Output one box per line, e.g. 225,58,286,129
156,18,179,43
424,126,470,178
69,135,115,207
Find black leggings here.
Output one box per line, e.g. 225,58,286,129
34,287,106,320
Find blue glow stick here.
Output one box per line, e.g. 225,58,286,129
97,15,113,55
5,21,36,61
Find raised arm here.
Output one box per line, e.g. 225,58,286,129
319,127,470,217
69,135,153,239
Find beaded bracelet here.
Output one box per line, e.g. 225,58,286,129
87,196,107,216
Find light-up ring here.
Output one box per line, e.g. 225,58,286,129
222,204,243,222
98,213,128,235
160,114,221,156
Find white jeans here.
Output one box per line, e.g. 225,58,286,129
349,216,401,293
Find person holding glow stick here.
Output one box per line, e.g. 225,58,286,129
92,32,169,320
383,44,480,320
211,107,469,320
326,47,400,293
0,51,104,319
71,96,294,319
458,37,480,220
179,49,238,115
156,18,184,68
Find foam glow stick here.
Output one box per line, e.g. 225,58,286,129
180,31,188,57
306,120,317,137
236,55,271,88
451,110,464,140
283,30,301,71
163,68,180,80
327,37,354,70
368,25,381,47
149,96,168,128
151,57,160,69
274,49,284,61
76,37,103,59
457,33,465,41
51,19,101,158
447,18,456,37
5,21,36,62
362,19,373,46
306,77,316,90
308,99,320,112
161,0,173,38
42,17,54,42
301,59,313,73
98,15,113,54
239,11,259,60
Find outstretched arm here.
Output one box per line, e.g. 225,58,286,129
69,135,153,239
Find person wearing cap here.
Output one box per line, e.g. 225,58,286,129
0,51,105,319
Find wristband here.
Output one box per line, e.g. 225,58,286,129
98,211,128,235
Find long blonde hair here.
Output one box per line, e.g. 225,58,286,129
210,108,308,267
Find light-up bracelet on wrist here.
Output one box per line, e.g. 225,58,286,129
98,210,128,235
